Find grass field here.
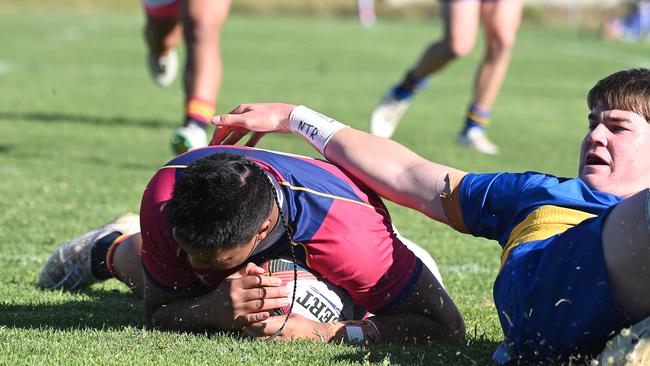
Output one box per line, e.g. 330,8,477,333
1,7,649,365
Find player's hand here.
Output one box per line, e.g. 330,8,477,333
211,103,297,146
213,262,290,330
242,313,334,342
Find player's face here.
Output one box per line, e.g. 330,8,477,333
579,105,650,197
172,229,259,271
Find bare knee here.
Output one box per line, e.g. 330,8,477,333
445,38,475,59
184,17,220,44
485,32,516,60
183,3,229,43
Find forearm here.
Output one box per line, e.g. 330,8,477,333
369,313,465,343
149,291,227,332
324,313,465,344
323,265,466,344
324,128,463,222
285,106,464,222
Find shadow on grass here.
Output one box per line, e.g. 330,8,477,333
333,339,500,365
0,111,174,129
0,288,146,330
0,288,500,364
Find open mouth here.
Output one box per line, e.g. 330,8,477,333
585,153,609,166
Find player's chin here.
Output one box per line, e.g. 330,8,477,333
580,168,608,186
583,175,623,196
581,163,612,175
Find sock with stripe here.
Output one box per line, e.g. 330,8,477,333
463,103,491,134
185,97,215,129
90,232,128,280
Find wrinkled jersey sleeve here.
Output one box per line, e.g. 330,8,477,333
459,172,556,245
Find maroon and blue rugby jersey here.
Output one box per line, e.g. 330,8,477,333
140,146,421,314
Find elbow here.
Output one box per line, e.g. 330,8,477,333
418,308,466,342
146,307,179,331
440,304,466,342
445,314,466,342
144,305,160,329
144,299,169,330
419,312,466,342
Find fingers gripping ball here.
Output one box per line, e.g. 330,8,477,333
261,258,365,323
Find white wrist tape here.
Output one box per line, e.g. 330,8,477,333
289,105,348,155
345,325,365,343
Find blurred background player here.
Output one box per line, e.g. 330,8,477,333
143,0,231,154
370,0,523,155
602,0,650,42
357,0,377,28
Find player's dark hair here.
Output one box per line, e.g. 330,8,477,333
168,153,275,250
588,68,650,122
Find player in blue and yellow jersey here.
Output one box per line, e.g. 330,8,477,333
38,145,463,344
211,68,650,363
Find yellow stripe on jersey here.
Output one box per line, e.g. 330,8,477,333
278,181,386,214
160,165,188,170
500,205,595,268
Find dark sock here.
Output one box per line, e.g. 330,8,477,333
402,70,421,91
184,117,209,130
392,70,419,98
392,70,430,100
90,231,122,280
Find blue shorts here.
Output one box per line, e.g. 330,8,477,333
493,211,631,364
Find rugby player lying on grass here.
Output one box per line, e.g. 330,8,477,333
38,146,465,344
210,69,650,363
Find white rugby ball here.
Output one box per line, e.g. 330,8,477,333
261,258,365,323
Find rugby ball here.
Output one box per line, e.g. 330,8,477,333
261,258,365,323
596,316,650,365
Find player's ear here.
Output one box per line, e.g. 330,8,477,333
256,217,272,240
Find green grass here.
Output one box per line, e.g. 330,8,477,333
1,8,649,365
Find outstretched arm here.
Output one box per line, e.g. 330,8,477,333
325,127,468,229
213,103,468,230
